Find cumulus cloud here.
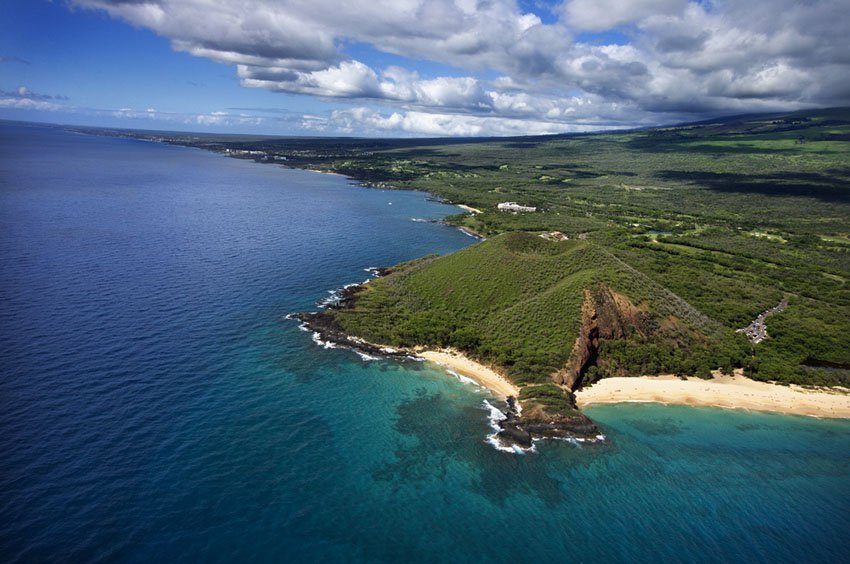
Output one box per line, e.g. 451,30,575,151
303,107,607,137
1,86,67,102
69,0,850,135
0,86,67,110
238,60,381,97
562,0,687,32
0,98,60,111
111,107,264,127
0,82,267,129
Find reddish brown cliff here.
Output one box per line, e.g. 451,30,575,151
553,285,649,391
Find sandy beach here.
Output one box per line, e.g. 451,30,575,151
419,349,520,399
307,169,347,177
575,372,850,418
456,204,482,214
416,350,850,419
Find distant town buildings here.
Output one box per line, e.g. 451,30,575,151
497,202,537,212
222,149,287,161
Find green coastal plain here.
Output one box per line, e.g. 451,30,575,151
119,108,850,416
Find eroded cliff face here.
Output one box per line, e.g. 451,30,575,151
553,285,649,391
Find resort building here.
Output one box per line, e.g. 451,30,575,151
497,202,537,212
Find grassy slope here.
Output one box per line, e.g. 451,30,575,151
336,234,597,387
334,232,742,392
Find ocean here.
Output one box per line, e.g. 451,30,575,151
1,123,848,562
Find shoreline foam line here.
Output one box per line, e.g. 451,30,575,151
575,373,850,418
418,349,520,400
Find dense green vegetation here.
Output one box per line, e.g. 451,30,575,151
334,232,748,392
337,234,598,385
518,384,578,414
128,108,850,389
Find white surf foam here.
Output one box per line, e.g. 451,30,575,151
486,434,527,454
283,313,312,333
311,332,337,349
354,350,380,361
447,369,481,388
480,400,603,454
481,399,536,454
482,399,507,431
318,282,363,308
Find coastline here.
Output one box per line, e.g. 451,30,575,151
302,304,850,421
95,132,489,248
456,226,485,239
418,348,520,399
575,373,850,418
416,350,850,420
306,168,347,177
297,166,486,239
293,310,518,399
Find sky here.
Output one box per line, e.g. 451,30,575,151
1,0,848,137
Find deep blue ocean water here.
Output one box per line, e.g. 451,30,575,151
1,123,848,563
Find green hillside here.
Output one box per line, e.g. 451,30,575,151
330,232,747,404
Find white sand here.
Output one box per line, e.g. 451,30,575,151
307,169,347,177
419,349,520,399
575,372,850,418
456,204,482,215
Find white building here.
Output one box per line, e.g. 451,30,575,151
497,202,537,212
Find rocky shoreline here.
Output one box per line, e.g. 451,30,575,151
292,278,603,451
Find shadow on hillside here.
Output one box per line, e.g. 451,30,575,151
628,136,802,154
656,170,850,202
500,141,544,149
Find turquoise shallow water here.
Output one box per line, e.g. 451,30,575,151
1,123,848,562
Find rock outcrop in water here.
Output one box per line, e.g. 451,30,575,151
496,396,601,448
